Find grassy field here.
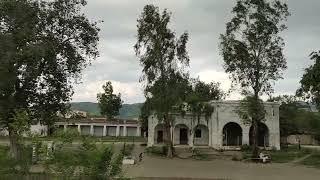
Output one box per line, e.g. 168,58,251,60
242,145,319,164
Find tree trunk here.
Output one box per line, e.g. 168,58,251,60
252,92,260,158
9,129,20,160
252,119,259,158
164,120,173,158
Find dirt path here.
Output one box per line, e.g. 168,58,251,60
123,155,320,180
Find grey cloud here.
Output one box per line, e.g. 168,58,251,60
72,0,320,103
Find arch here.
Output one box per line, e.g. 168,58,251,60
154,124,165,144
223,122,243,146
249,122,269,147
174,124,189,145
194,124,209,146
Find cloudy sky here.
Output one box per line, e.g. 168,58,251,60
72,0,320,104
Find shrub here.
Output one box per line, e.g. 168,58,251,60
145,146,167,156
240,144,252,152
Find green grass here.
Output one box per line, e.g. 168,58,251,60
300,152,320,168
242,145,313,163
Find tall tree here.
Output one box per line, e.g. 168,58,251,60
297,51,320,109
97,81,122,120
134,4,190,157
219,0,289,157
0,0,99,158
183,79,225,145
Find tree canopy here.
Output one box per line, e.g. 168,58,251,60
0,0,99,157
219,0,290,157
297,51,320,109
135,4,190,157
97,81,122,120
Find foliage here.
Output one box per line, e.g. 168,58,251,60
53,128,80,144
97,81,123,120
297,51,320,109
219,0,289,157
268,95,320,138
145,146,168,156
70,102,143,118
121,143,135,157
183,78,225,122
45,132,123,179
0,0,99,158
134,4,190,157
300,152,320,169
236,95,266,125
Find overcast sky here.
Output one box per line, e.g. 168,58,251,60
72,0,320,104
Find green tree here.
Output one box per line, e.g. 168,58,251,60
97,81,123,120
0,0,99,159
134,5,190,157
297,51,320,109
183,79,225,145
219,0,290,157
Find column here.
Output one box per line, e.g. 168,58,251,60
116,126,120,137
63,125,67,132
103,125,107,137
123,126,127,136
189,130,194,147
242,127,250,146
77,125,81,135
90,125,94,136
136,126,141,137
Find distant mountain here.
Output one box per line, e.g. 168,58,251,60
70,102,143,119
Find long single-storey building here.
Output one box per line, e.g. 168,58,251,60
55,118,141,137
0,118,141,137
148,100,281,150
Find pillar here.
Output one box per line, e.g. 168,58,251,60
116,126,120,137
123,126,127,136
189,130,194,147
136,126,141,137
77,125,81,135
90,125,94,136
242,127,250,146
63,125,67,132
103,125,107,137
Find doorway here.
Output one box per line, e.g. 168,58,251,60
179,128,188,145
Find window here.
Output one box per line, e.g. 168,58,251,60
272,109,275,116
195,129,201,138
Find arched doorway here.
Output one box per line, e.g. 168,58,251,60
223,122,242,146
194,124,209,146
154,124,165,144
249,122,269,147
174,124,189,145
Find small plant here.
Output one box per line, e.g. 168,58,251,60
240,144,252,152
145,146,167,156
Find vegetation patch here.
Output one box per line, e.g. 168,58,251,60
299,152,320,169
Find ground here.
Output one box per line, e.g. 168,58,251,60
124,155,320,180
123,145,320,180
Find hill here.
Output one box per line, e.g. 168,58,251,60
70,102,143,119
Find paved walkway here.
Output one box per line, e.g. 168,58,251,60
123,155,320,180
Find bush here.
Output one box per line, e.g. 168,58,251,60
240,144,252,152
145,146,167,156
121,143,135,156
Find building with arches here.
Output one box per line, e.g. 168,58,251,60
147,100,281,150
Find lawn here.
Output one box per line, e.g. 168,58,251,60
299,152,320,168
242,145,314,163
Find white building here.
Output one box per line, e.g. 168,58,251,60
148,100,281,150
56,118,141,137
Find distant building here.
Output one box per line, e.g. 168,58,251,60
56,118,141,137
148,100,281,150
